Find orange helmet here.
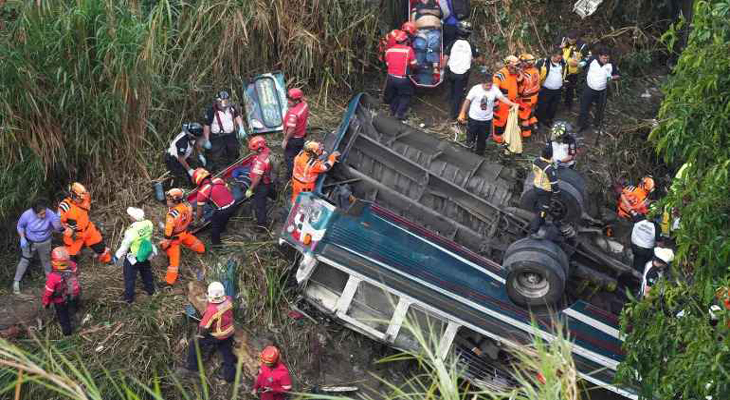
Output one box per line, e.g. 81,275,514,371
640,176,655,193
260,346,280,364
166,188,184,203
69,182,87,201
304,140,323,156
192,168,210,186
519,53,536,64
248,135,267,152
51,247,70,271
394,30,408,43
401,21,417,36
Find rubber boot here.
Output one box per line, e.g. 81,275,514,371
12,281,20,295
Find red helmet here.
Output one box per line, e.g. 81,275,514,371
248,135,267,152
51,247,70,271
260,346,280,364
192,168,211,186
401,22,417,36
287,88,304,101
394,30,408,43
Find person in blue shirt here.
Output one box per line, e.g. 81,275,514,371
13,198,63,294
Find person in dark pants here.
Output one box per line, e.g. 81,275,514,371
384,31,418,120
192,168,236,246
630,214,660,273
164,122,205,188
281,88,309,179
529,145,560,234
577,47,620,132
177,282,237,383
114,207,155,303
457,73,519,154
203,91,247,172
245,136,274,230
535,47,566,128
42,247,81,336
443,21,481,120
558,31,588,110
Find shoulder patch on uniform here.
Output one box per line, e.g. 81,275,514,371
59,201,70,212
169,209,180,218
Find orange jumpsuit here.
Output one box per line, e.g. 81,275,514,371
617,186,650,219
161,202,205,285
291,151,338,204
492,67,520,142
58,195,111,262
518,66,540,137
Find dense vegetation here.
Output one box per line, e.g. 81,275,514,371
0,0,379,226
619,0,730,398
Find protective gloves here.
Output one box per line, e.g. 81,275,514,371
187,169,194,177
237,125,248,140
20,237,28,249
203,140,212,150
198,154,207,167
245,188,254,198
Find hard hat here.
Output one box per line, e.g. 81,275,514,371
183,122,204,137
394,30,408,43
166,188,184,203
287,88,304,101
401,21,417,36
260,345,280,364
216,90,231,109
206,281,226,303
248,135,267,152
640,176,655,193
192,168,211,186
456,21,472,36
504,55,520,67
550,122,568,141
51,246,70,271
126,207,145,221
69,182,87,199
304,140,323,156
519,53,536,64
654,247,675,264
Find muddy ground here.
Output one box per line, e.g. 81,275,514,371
0,65,665,399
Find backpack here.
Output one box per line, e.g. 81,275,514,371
136,237,154,262
450,0,470,20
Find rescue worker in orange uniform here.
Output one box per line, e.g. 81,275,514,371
291,141,340,205
517,53,540,138
245,136,275,230
252,346,293,400
58,183,112,263
618,176,655,219
42,247,81,336
177,282,237,383
160,188,205,285
492,56,522,143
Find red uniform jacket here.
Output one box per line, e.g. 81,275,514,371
385,44,417,77
199,297,235,339
42,264,80,306
254,362,292,400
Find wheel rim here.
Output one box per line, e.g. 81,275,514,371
549,197,567,219
514,270,550,298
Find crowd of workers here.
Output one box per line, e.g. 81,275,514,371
10,1,684,396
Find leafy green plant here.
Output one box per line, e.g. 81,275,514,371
619,0,730,398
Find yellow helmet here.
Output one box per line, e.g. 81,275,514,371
519,53,535,64
304,141,323,156
504,55,520,67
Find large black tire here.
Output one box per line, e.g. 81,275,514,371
503,239,569,307
520,172,585,223
503,238,569,271
556,167,588,200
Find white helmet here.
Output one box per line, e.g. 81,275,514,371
207,281,226,303
654,247,675,264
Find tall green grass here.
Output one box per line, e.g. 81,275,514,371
0,0,379,230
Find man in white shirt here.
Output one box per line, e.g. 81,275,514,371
631,214,661,272
457,73,518,155
577,47,620,132
535,47,566,128
443,21,482,120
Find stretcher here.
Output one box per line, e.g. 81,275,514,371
407,0,445,88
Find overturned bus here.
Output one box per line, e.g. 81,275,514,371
279,94,639,398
